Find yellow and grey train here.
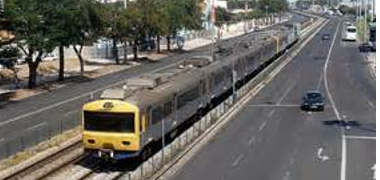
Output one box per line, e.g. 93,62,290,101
82,28,299,160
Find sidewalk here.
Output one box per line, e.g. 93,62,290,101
366,52,376,78
182,16,290,51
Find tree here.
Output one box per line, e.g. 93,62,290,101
102,1,127,64
63,0,104,76
339,5,356,15
0,46,21,87
5,0,57,88
215,7,232,27
257,0,289,14
46,0,77,81
132,0,167,53
122,2,145,60
161,0,203,51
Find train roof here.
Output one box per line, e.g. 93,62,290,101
99,56,212,109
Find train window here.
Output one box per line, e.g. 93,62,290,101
163,101,172,116
177,87,199,109
214,72,224,86
152,106,163,125
84,111,135,133
200,80,206,95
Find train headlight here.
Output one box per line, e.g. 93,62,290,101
122,141,131,146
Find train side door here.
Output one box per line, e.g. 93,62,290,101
145,106,154,144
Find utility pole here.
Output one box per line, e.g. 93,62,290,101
209,0,216,61
244,0,248,33
359,0,362,19
124,0,127,9
364,0,367,42
265,5,269,25
356,0,359,21
0,0,3,15
161,113,165,164
371,0,375,21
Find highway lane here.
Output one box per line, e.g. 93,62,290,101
329,21,376,180
0,14,310,159
169,17,375,180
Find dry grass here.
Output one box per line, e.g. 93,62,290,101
0,69,14,81
37,63,58,74
0,127,81,171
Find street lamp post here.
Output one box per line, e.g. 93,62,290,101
372,0,375,21
265,5,269,25
0,0,4,15
364,0,367,42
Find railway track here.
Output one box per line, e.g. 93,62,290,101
2,140,83,180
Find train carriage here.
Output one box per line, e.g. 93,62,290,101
82,27,299,160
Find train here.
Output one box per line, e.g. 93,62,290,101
81,23,301,160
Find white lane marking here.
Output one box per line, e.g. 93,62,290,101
289,157,295,165
372,164,376,180
283,171,291,180
344,135,376,140
268,110,276,117
248,104,300,107
27,122,47,131
64,110,78,117
276,82,295,105
367,101,375,108
0,138,4,143
317,68,324,90
231,154,244,167
258,121,267,132
0,61,181,127
324,22,342,120
317,147,330,162
247,136,255,146
249,104,333,108
322,21,346,180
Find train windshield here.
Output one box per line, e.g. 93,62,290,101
84,111,135,133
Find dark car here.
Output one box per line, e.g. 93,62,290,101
301,91,325,111
322,34,330,40
359,42,376,52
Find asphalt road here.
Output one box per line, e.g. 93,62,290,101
169,17,375,180
0,14,310,159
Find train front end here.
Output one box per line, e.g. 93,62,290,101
82,99,141,160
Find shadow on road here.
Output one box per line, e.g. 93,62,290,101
322,120,376,133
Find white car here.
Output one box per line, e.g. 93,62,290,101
345,26,357,41
344,21,353,26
